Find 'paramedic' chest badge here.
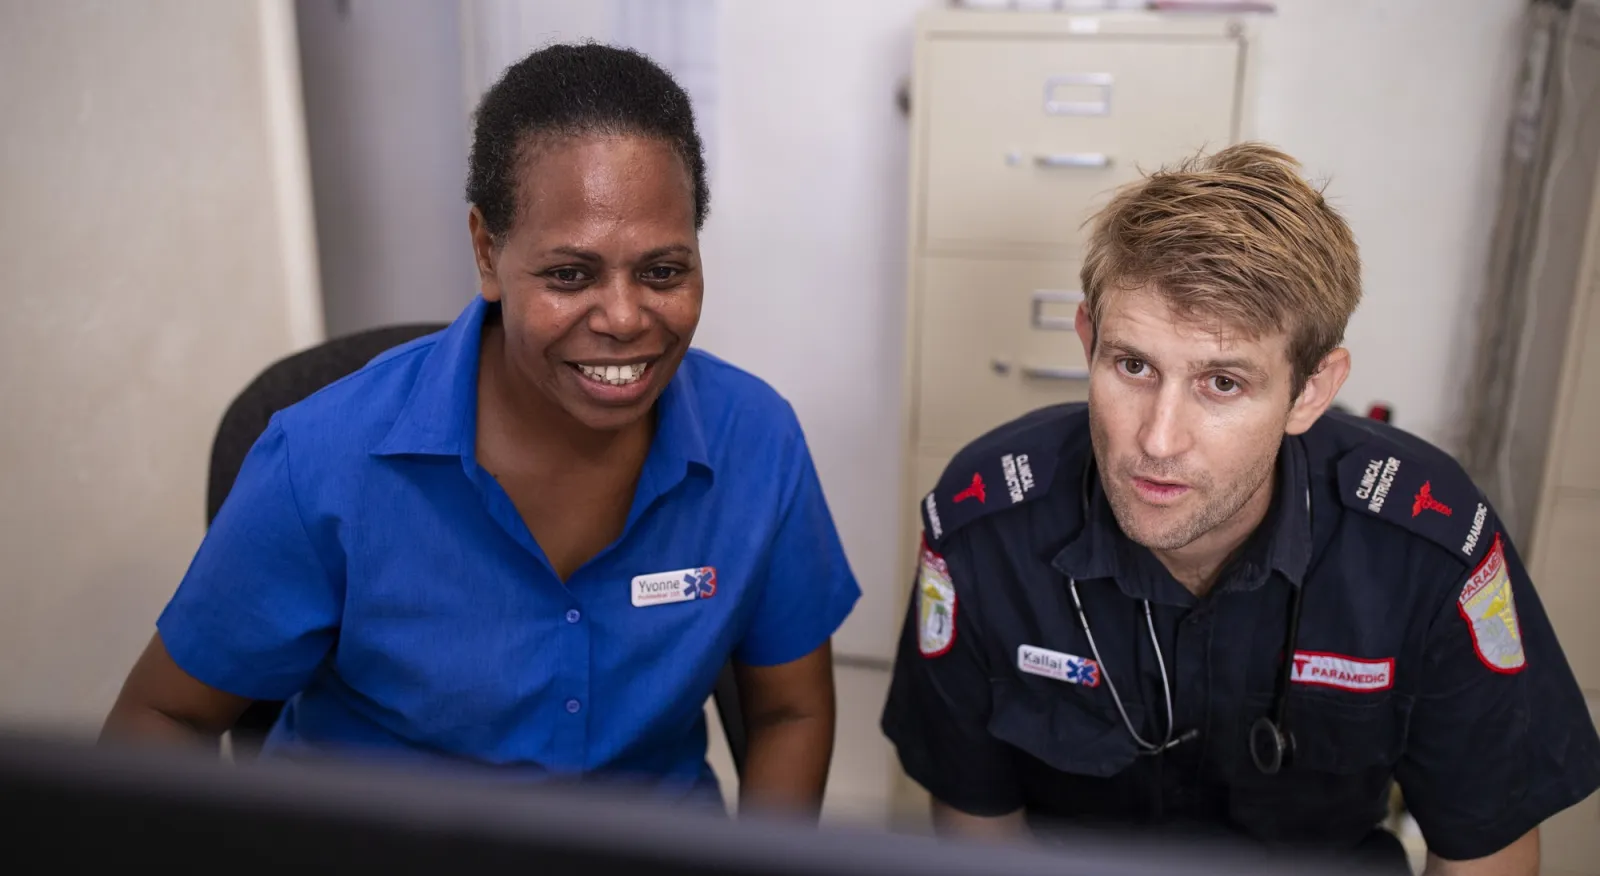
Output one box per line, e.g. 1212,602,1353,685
631,567,717,607
1017,644,1101,687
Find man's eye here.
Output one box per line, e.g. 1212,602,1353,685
1118,359,1148,376
548,268,588,284
642,265,680,282
1210,375,1240,394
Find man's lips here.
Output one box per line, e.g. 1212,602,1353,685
1131,476,1191,503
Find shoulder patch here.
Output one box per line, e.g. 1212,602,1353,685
917,538,956,658
1457,533,1525,673
920,405,1080,548
1336,440,1494,566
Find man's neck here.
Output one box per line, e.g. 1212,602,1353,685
1152,468,1277,598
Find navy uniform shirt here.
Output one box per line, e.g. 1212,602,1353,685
159,296,860,800
882,403,1599,861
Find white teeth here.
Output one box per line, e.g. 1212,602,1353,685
577,362,648,386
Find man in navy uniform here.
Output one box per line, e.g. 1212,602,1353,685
881,142,1600,874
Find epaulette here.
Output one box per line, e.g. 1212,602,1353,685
1335,437,1496,568
920,404,1082,550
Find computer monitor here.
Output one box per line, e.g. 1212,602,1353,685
0,731,1370,876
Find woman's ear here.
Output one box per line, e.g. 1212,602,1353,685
468,207,503,303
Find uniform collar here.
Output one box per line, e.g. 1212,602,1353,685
371,296,713,479
1051,434,1313,605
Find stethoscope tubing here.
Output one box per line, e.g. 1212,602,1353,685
1070,460,1308,774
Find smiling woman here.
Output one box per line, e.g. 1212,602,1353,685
99,44,860,820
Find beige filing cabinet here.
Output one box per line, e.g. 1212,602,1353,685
887,7,1257,824
897,9,1258,600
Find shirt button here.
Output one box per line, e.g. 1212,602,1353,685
565,699,581,714
565,609,581,624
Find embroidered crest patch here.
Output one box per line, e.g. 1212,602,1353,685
1458,533,1525,673
917,539,956,658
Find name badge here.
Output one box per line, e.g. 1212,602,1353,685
1017,644,1100,687
631,567,717,607
1290,651,1394,692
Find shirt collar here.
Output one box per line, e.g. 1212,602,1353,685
372,296,714,480
1051,434,1313,605
371,296,487,458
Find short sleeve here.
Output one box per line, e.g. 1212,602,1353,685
880,535,1023,817
157,418,344,700
1395,524,1600,861
731,429,860,667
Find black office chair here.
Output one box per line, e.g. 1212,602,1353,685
205,323,748,777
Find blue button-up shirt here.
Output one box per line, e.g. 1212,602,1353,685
159,296,861,799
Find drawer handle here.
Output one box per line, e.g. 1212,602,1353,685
1044,73,1113,116
1031,289,1083,331
1022,365,1090,381
1034,152,1113,169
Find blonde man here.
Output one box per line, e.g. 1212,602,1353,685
881,143,1598,874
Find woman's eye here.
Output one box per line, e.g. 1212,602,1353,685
548,268,588,285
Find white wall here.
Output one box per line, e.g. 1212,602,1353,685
296,0,476,336
1252,0,1524,452
0,0,319,730
694,0,936,659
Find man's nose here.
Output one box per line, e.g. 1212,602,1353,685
1138,386,1194,461
588,274,649,341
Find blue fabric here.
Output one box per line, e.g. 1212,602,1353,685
159,296,860,800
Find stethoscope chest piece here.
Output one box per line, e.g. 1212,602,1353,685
1248,715,1293,775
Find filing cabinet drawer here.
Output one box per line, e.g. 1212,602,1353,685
922,35,1242,253
915,256,1090,450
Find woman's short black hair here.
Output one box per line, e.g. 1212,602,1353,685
467,42,710,239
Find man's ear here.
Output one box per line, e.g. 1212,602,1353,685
468,207,503,303
1285,347,1352,435
1075,303,1095,364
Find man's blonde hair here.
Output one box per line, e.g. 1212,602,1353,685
1080,142,1361,395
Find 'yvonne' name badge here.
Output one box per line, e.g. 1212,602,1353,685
631,567,717,607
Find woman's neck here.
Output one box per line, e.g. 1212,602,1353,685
476,321,653,474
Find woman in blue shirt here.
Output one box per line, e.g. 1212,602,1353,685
100,43,861,816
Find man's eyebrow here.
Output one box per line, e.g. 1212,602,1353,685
1097,338,1152,361
1197,357,1271,384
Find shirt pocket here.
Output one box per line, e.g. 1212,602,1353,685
1226,690,1415,846
988,676,1143,778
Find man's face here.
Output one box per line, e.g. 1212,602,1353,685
1076,285,1298,552
471,135,702,433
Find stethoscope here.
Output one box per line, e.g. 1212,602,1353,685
1065,461,1309,775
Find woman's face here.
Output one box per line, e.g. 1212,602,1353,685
471,134,702,434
